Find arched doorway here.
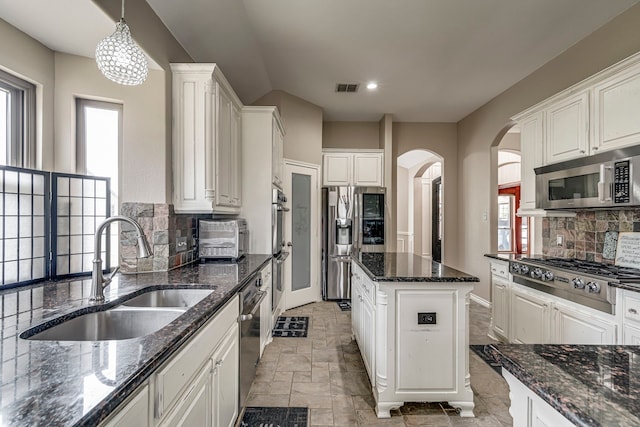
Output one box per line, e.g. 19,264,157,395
396,150,443,261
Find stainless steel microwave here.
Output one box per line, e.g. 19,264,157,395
535,147,640,209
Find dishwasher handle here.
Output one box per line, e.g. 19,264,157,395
239,291,266,321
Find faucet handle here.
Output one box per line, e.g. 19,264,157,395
103,266,121,286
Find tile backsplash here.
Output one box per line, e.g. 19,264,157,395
119,203,201,273
543,210,640,262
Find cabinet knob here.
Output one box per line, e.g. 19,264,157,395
580,150,586,154
629,308,638,315
593,147,599,151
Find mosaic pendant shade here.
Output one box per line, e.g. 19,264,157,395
95,2,148,86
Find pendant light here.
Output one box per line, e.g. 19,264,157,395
95,0,148,86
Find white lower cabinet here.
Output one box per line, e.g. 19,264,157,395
102,384,150,427
502,370,573,427
259,263,273,357
488,260,511,342
551,301,616,344
618,289,640,344
159,365,211,427
510,286,550,344
351,263,375,385
154,295,239,427
211,322,240,427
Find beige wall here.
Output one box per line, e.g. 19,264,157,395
0,18,55,170
253,90,323,166
393,123,458,265
54,53,167,203
457,3,640,302
396,166,409,232
322,121,380,149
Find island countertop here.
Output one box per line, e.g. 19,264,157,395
487,343,640,427
353,252,479,282
0,254,271,427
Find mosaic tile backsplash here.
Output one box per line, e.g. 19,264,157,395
119,203,201,273
542,210,640,263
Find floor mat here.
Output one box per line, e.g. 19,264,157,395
470,344,502,375
240,407,308,427
337,300,351,311
272,316,309,337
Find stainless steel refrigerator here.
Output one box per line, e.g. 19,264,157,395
322,186,386,300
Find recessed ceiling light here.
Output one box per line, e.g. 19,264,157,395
366,82,378,90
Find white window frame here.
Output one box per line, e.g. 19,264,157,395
0,69,36,168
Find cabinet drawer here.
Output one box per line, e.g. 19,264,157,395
156,295,239,418
623,292,640,324
490,261,509,280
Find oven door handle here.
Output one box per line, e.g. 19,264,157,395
276,251,290,264
239,291,266,321
277,206,290,212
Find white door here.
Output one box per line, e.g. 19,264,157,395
283,160,321,309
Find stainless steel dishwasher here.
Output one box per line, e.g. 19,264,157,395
238,271,266,410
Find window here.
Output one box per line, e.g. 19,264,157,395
498,195,514,252
76,99,122,266
0,70,35,167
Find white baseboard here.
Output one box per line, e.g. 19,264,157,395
470,293,491,308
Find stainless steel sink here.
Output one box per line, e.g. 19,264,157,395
23,308,184,341
121,289,214,308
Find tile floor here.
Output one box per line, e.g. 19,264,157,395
245,300,512,426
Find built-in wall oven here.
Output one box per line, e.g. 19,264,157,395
272,188,289,313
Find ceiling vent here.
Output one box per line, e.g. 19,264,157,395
335,83,359,93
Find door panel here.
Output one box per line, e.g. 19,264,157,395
284,161,321,309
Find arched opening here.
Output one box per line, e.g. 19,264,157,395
396,149,444,261
490,124,533,255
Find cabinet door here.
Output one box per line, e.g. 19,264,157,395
519,111,544,211
102,385,149,427
351,270,362,344
215,84,234,208
544,91,589,164
491,276,510,341
551,303,616,344
323,153,352,186
211,323,240,427
159,364,211,427
510,287,550,344
361,297,375,385
272,119,284,188
230,103,242,206
623,323,640,345
353,152,383,186
260,272,273,356
592,64,640,153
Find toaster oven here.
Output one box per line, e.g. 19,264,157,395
199,219,248,261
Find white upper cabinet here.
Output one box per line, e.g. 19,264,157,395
272,117,285,188
171,63,243,213
322,149,384,186
544,91,589,164
592,61,640,153
518,111,544,213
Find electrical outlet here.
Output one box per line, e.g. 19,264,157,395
418,312,437,325
176,236,188,253
557,235,564,246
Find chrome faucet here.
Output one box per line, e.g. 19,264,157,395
90,215,152,303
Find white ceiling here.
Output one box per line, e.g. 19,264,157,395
397,150,438,170
1,0,639,122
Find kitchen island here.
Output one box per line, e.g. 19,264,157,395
351,252,479,418
0,254,271,427
487,343,640,427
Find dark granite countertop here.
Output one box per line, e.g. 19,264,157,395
353,252,479,283
484,253,535,261
487,343,640,427
0,254,271,427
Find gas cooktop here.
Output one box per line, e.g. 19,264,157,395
518,257,640,283
508,257,625,314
